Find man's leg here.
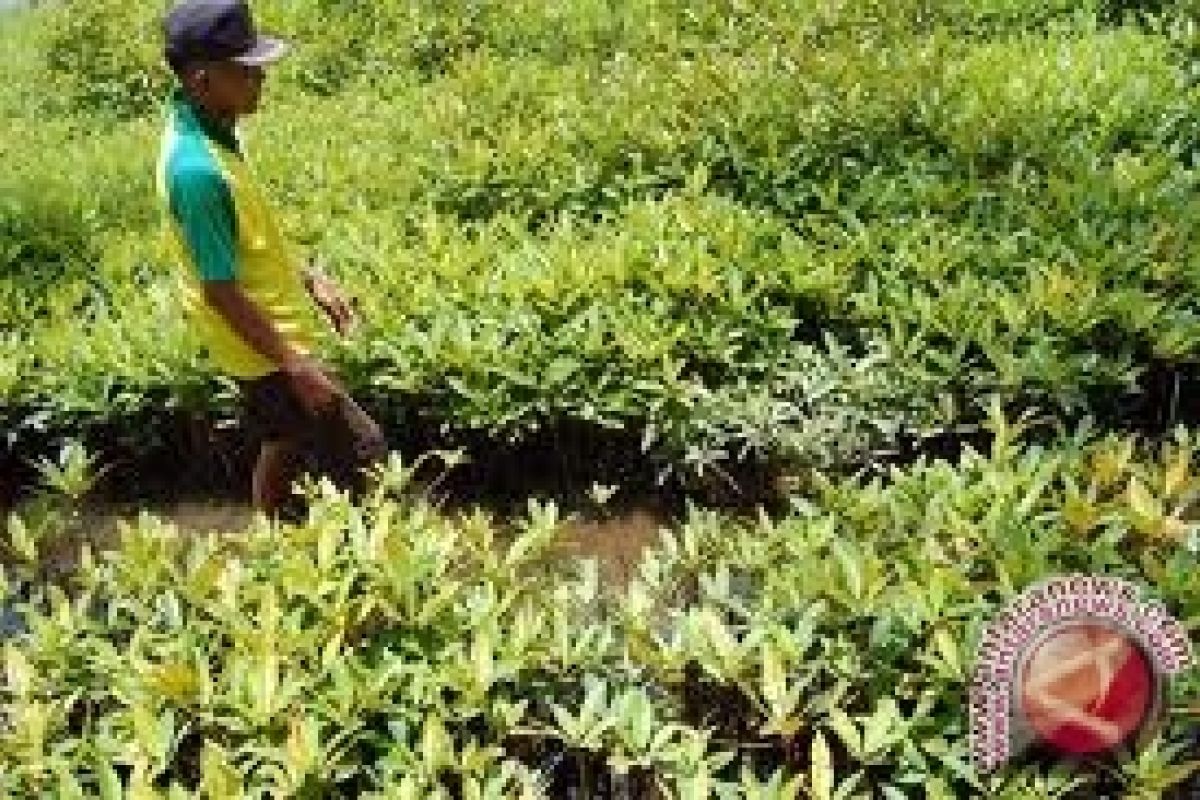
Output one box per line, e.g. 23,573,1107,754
314,392,387,499
242,370,386,510
242,371,314,516
251,438,299,514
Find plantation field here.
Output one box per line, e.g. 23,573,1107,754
4,0,1200,484
2,0,1200,796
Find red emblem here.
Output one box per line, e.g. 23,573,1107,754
1019,621,1153,755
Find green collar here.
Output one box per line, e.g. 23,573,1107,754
171,89,242,156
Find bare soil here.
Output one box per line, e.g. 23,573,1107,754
63,497,667,588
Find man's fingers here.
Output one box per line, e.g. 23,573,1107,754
309,275,359,336
316,295,351,334
331,301,351,334
333,299,357,334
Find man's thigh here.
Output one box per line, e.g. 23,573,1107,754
240,371,386,495
241,371,311,445
311,391,388,493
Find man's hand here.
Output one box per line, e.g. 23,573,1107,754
202,280,346,415
281,354,342,416
304,258,358,337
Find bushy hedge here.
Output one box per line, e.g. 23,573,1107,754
2,429,1198,796
37,0,173,119
3,1,1200,478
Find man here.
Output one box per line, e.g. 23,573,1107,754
157,0,386,514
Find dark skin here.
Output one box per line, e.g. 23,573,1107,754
178,58,376,510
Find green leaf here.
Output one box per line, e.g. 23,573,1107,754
200,742,243,798
1128,475,1162,520
5,645,33,697
862,698,901,757
544,356,579,385
472,630,495,693
285,716,319,784
809,730,834,800
420,714,454,771
7,513,36,563
97,761,124,800
827,709,860,758
831,540,863,604
55,768,86,800
933,628,961,679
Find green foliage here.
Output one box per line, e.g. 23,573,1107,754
2,0,1200,484
3,1,1200,794
38,0,173,119
0,113,159,331
1,435,1197,794
0,178,95,296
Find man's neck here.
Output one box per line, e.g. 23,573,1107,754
176,88,242,155
187,92,235,130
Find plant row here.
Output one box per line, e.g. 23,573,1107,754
3,6,1200,477
1,424,1198,796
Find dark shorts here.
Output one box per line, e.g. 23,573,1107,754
239,371,387,496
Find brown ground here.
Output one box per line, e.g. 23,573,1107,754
550,507,666,586
63,498,667,588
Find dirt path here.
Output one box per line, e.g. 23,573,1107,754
68,497,667,587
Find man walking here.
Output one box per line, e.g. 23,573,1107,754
157,0,386,513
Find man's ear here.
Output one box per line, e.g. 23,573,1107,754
181,64,209,95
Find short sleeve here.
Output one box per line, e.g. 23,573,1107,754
168,165,238,282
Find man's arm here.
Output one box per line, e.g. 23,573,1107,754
203,281,340,413
168,164,339,413
202,280,303,367
303,256,358,337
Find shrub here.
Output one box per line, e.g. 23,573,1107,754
39,0,173,119
0,434,1197,795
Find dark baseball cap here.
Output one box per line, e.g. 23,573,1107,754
164,0,289,69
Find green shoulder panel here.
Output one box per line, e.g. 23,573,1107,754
163,103,239,283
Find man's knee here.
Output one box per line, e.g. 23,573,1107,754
343,402,384,465
252,439,303,514
320,396,387,496
356,430,388,466
340,396,387,466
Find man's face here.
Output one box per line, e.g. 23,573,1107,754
186,60,266,118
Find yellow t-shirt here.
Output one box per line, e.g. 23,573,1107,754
156,90,318,380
